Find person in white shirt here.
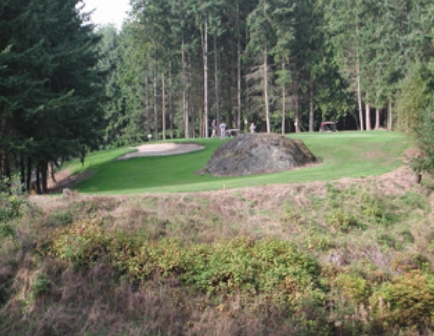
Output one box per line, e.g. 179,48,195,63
250,122,256,133
220,123,226,139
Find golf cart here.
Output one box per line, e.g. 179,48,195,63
319,121,337,132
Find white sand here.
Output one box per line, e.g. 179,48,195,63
117,143,204,160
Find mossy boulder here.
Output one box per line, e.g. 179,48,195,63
197,133,317,176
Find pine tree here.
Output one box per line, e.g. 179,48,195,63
247,0,277,133
0,0,105,193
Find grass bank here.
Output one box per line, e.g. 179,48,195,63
65,131,409,194
1,168,434,335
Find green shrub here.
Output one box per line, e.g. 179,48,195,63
335,273,371,304
70,197,119,217
399,192,427,211
43,226,324,304
378,233,399,250
48,210,73,227
400,230,415,243
305,232,334,251
359,193,398,226
0,193,25,223
44,219,111,270
0,224,16,240
0,276,13,307
284,206,303,223
31,273,52,299
325,209,358,232
390,252,430,273
371,271,434,328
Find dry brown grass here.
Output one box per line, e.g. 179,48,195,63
2,166,434,335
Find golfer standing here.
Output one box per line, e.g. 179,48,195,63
220,122,226,139
250,122,256,133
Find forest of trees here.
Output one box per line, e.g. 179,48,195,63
0,0,104,193
1,0,434,192
101,0,434,146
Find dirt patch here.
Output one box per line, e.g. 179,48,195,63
117,143,204,160
48,170,95,193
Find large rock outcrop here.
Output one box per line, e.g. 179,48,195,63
197,133,317,177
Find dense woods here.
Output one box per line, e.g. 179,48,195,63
1,0,434,192
5,2,434,334
0,0,104,193
101,0,434,145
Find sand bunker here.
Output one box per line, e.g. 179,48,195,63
117,143,204,160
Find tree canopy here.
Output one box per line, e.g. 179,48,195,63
3,0,434,192
0,0,104,193
99,0,434,142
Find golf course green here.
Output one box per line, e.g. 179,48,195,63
64,131,410,194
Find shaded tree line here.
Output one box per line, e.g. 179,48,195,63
2,0,434,192
99,0,434,145
0,0,104,193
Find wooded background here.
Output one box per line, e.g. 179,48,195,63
2,0,434,193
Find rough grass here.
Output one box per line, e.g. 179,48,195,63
2,165,434,335
62,131,409,194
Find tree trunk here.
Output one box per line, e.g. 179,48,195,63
356,30,364,131
41,163,47,194
145,72,151,136
309,77,314,132
214,34,221,136
365,102,371,131
49,162,56,183
387,99,393,131
375,107,380,129
0,118,3,182
20,155,25,192
153,59,158,140
2,151,10,182
295,77,301,133
35,164,41,194
244,22,250,133
182,35,189,138
169,62,173,139
162,73,166,140
187,57,193,138
281,62,286,135
245,66,250,134
26,157,32,193
201,18,209,138
263,43,270,133
236,3,241,130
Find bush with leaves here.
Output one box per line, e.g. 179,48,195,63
411,107,434,178
0,193,24,223
371,271,434,328
0,177,26,240
43,222,324,305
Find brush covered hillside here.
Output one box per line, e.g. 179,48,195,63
2,132,434,335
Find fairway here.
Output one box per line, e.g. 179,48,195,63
66,131,409,194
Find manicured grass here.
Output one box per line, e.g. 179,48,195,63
66,131,409,194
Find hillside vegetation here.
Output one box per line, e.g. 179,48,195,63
1,166,434,335
3,131,434,335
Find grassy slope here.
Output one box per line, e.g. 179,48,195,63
66,131,409,194
4,131,434,336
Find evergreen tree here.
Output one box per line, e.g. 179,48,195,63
0,0,105,193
